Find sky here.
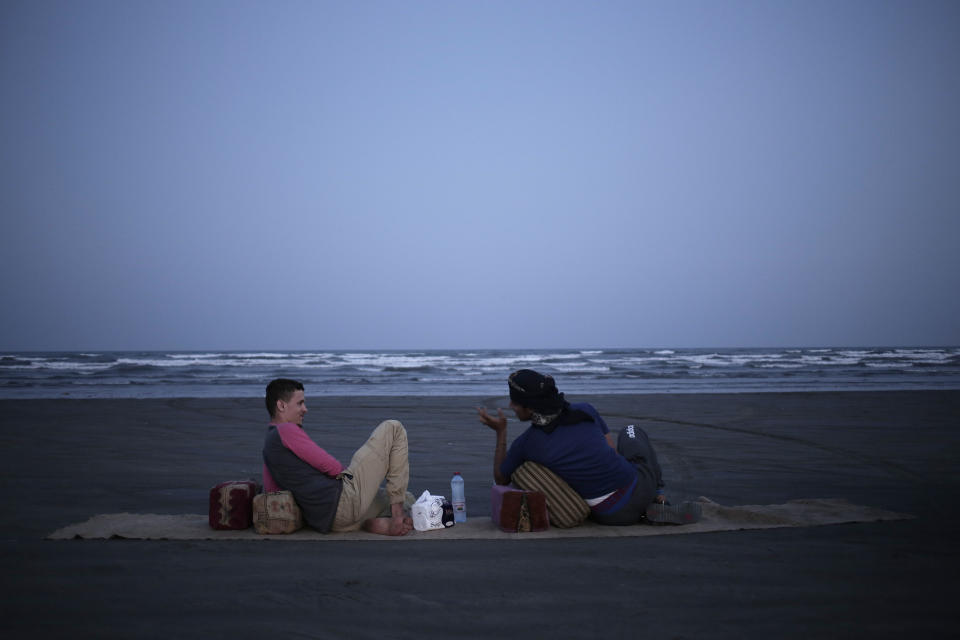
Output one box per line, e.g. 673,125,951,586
1,1,958,351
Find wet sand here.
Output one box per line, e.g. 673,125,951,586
2,391,958,638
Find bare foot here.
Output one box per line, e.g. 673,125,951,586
362,515,413,536
390,516,414,536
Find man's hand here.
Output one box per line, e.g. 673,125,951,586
479,407,511,485
477,407,507,432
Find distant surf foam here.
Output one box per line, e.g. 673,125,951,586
0,347,957,399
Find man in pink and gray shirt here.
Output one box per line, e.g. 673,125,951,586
262,378,413,535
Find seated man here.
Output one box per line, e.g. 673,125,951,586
262,378,413,536
478,369,700,526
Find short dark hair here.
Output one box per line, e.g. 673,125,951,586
266,378,304,418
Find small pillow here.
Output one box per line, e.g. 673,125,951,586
510,462,590,528
208,480,257,530
491,484,549,533
252,491,303,534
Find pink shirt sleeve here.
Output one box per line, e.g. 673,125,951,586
276,423,344,477
263,463,280,493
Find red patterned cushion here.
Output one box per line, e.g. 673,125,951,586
252,491,303,534
490,484,549,533
208,480,257,530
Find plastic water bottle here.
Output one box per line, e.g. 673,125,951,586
451,472,466,522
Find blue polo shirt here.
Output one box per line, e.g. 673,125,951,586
500,403,637,500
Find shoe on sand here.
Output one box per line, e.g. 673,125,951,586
646,501,702,525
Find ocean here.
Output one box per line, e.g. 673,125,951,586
1,347,958,399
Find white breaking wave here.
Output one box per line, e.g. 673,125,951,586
547,363,612,373
2,347,958,399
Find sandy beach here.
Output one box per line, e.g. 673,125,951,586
2,390,958,638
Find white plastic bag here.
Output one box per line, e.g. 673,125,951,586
411,490,449,531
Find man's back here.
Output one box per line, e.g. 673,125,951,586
502,402,637,500
262,425,343,532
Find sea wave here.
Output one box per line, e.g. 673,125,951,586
1,347,957,398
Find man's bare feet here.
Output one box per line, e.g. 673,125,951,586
363,515,414,536
390,515,414,536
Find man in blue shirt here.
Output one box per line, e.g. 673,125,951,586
478,369,700,526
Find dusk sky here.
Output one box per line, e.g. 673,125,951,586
2,1,958,351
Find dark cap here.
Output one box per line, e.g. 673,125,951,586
508,369,564,414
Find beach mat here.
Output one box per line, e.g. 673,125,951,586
48,497,912,541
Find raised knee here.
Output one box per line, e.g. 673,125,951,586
378,419,406,438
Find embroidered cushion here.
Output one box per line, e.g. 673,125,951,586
253,491,304,534
490,484,549,533
208,480,257,530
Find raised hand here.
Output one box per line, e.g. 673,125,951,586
477,407,507,433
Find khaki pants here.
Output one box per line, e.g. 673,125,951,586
332,419,410,532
